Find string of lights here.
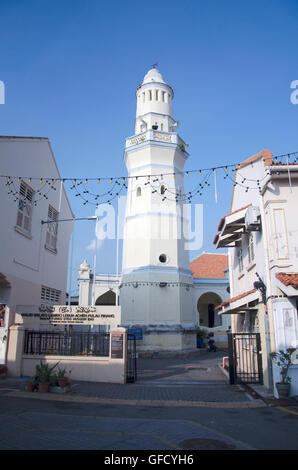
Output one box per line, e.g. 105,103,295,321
1,150,297,208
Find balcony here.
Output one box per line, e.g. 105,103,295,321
125,130,188,153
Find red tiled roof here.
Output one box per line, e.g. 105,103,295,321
237,149,273,170
273,162,298,166
213,233,219,245
216,289,256,310
276,273,298,289
190,253,228,279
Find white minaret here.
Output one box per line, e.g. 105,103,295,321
120,67,197,352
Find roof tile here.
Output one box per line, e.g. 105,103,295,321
190,253,228,279
276,273,298,289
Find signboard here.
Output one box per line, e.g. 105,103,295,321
111,333,124,359
17,305,122,326
38,305,121,326
127,328,143,340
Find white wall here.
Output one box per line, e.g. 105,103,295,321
0,137,74,327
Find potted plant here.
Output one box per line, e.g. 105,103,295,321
196,328,208,348
35,360,60,393
26,376,37,392
55,366,71,388
270,348,296,398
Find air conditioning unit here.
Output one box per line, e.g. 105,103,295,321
245,206,261,231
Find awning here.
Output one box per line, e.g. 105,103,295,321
216,289,260,315
214,205,251,248
276,273,298,297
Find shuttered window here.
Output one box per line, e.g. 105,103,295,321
16,181,34,234
45,205,58,252
41,285,61,304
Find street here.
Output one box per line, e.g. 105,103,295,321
0,352,297,453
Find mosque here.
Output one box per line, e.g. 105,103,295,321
78,68,230,352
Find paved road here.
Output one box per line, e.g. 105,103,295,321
0,352,297,451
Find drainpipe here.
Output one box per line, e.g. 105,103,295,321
254,273,273,390
259,181,275,390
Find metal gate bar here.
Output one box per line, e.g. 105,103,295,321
126,334,137,383
228,333,263,385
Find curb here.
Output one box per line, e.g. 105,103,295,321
5,390,265,408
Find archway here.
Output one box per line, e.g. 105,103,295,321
95,289,116,306
197,292,222,328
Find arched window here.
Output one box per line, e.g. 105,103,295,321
155,89,159,101
160,185,165,195
136,186,142,197
148,90,152,101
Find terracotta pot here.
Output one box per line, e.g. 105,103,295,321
26,383,35,392
38,382,50,393
58,377,69,388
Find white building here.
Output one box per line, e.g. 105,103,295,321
78,252,230,348
0,136,74,364
77,68,231,352
120,67,198,352
214,149,298,396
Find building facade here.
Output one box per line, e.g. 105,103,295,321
78,252,230,347
214,150,298,396
119,67,196,351
0,136,74,364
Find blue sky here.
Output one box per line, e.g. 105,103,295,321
0,0,297,296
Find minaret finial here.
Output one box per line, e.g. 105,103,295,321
152,62,158,68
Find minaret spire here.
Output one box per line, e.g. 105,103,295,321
120,68,196,353
135,67,175,135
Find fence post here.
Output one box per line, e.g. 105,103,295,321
227,333,235,385
110,328,127,384
6,325,25,377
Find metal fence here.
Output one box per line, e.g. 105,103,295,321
228,332,263,385
24,330,110,357
126,334,137,383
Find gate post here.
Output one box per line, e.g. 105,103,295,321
227,333,235,385
6,325,25,377
256,333,263,385
109,327,127,384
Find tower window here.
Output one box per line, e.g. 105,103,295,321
136,186,142,197
142,92,145,102
148,90,152,101
160,123,164,131
155,89,159,101
162,91,165,102
160,185,165,195
159,254,168,263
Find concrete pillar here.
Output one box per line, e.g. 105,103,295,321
6,325,25,377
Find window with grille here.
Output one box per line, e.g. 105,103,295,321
16,181,34,235
45,205,58,252
41,285,61,304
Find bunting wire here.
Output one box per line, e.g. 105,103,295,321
2,150,298,208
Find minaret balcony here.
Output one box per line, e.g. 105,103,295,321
125,129,188,153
